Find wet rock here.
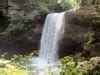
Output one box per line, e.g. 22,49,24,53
58,5,100,58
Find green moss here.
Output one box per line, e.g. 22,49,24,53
87,32,95,45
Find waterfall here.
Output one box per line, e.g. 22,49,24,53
39,12,65,62
29,12,65,75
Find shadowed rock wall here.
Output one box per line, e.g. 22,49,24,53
59,5,100,58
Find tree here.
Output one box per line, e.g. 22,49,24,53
81,0,87,5
92,0,96,4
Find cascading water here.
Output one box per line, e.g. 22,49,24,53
39,12,65,62
29,12,65,75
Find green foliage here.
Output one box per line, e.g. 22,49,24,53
67,0,79,8
11,0,81,13
60,56,79,75
0,66,27,75
87,32,95,45
39,2,49,13
10,51,38,69
12,0,28,4
10,13,23,24
61,57,76,75
0,51,38,75
0,55,100,75
0,56,27,75
60,56,100,75
54,3,71,12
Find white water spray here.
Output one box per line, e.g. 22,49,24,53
29,12,65,75
39,12,65,62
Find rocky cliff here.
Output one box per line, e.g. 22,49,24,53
0,1,100,59
59,5,100,58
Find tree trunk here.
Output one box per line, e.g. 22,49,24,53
81,0,87,5
92,0,95,5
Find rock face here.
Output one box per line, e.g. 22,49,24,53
0,0,48,58
0,0,100,59
59,5,100,58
